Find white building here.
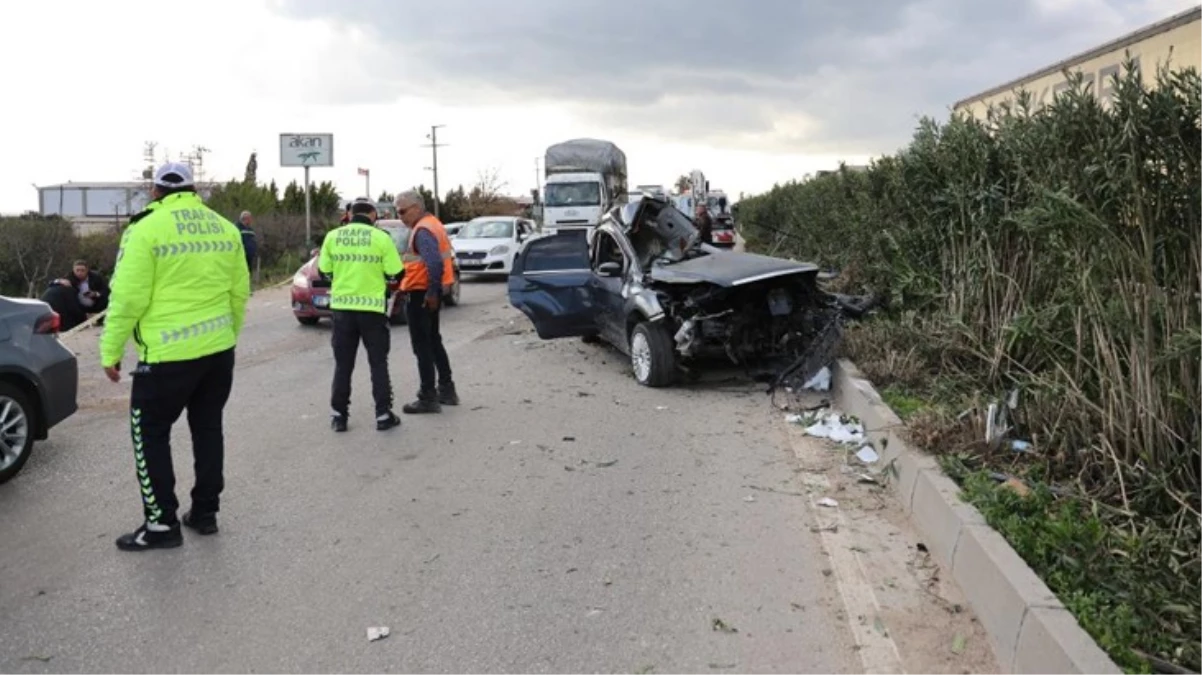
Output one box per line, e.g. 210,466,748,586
35,180,216,233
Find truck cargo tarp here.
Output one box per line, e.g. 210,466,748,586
545,139,627,178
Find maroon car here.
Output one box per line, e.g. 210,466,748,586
290,220,461,326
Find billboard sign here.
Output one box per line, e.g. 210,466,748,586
279,133,334,167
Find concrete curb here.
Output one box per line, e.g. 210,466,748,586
830,358,1122,674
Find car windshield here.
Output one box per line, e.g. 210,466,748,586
459,220,514,239
545,181,601,207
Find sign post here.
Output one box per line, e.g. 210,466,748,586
279,133,334,246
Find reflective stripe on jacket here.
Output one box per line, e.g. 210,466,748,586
399,214,455,293
99,191,251,366
317,219,404,314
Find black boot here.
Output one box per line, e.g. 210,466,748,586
376,411,401,431
115,521,183,552
438,383,460,406
402,391,441,414
331,413,348,432
183,510,219,535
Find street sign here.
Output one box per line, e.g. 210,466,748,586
279,133,334,167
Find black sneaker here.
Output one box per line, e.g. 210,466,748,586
331,414,348,432
182,510,219,535
438,385,460,406
376,412,401,431
402,398,441,414
115,522,183,552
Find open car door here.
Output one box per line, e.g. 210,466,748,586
508,234,597,339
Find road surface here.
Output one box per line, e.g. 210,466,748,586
0,277,995,673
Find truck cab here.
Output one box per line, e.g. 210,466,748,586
543,172,607,236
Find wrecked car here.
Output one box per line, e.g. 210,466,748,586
507,194,848,388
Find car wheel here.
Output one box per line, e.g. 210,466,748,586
630,321,677,388
581,333,601,344
0,382,35,484
296,316,320,326
445,272,462,307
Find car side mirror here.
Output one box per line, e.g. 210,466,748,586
597,261,622,277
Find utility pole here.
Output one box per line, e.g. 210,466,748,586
422,124,446,218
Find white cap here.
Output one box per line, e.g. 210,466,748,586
153,162,195,188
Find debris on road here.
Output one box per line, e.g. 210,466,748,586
743,495,757,503
817,497,839,508
563,436,576,442
803,413,866,445
951,633,967,654
711,617,739,634
367,626,390,642
855,445,880,464
592,459,619,468
1000,477,1032,498
802,366,832,391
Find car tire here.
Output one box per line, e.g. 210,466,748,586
445,271,462,307
0,382,36,484
630,321,678,388
296,316,320,326
581,333,601,345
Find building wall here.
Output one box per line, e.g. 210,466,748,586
39,185,151,219
953,8,1200,121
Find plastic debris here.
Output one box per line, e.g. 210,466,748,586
803,413,865,445
855,445,880,464
802,366,832,392
817,497,839,508
367,626,390,642
743,495,756,503
1010,439,1032,453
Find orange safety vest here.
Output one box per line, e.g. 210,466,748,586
400,214,456,292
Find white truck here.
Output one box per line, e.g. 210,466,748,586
543,139,628,237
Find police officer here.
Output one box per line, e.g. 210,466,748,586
101,162,250,552
395,189,458,413
319,197,404,432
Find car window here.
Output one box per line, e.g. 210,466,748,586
592,231,626,271
461,220,515,239
522,234,590,272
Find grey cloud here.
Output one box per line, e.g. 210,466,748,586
276,0,1183,154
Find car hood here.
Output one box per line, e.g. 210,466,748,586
648,250,818,287
453,237,512,252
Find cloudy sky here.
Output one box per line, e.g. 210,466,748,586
0,0,1194,214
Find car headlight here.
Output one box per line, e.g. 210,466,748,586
489,245,510,256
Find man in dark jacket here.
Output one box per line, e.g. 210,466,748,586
42,260,110,330
237,211,258,274
694,204,714,245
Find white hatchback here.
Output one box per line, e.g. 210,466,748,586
452,216,537,277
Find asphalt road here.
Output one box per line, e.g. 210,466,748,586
0,277,992,673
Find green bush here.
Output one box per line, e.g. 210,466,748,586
737,60,1200,672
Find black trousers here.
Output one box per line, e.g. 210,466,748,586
330,309,393,417
405,291,453,395
129,348,235,525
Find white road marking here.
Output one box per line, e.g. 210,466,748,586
795,465,906,674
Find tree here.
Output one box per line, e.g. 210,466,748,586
674,174,690,192
466,167,513,217
0,216,76,297
206,179,278,221
377,191,395,203
278,179,341,216
441,185,471,223
244,152,258,184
